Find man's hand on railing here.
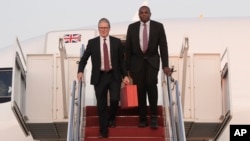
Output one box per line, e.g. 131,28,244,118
164,66,177,76
163,67,171,76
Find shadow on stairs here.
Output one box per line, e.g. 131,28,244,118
82,106,170,141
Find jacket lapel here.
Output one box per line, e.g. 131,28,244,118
148,21,153,50
134,22,143,53
95,37,101,60
109,37,114,61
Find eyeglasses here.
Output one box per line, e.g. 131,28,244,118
99,27,109,30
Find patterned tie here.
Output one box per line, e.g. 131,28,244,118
143,23,148,53
103,38,110,71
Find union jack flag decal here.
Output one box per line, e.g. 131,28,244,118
63,34,81,43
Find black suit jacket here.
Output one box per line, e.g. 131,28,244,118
78,36,127,85
126,20,169,73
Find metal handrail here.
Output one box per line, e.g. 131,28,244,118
162,73,176,141
161,73,171,140
75,80,83,141
174,80,186,141
67,80,76,141
69,43,86,141
67,80,84,141
162,74,186,141
166,76,177,141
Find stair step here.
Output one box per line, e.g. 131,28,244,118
85,106,164,116
83,137,167,141
83,106,168,141
85,116,165,127
84,127,166,137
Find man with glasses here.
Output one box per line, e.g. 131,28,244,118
77,18,130,138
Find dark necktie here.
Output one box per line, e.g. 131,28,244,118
143,23,148,53
103,39,110,71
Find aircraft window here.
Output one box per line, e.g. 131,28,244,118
0,68,12,103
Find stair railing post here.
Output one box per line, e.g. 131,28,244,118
58,38,68,118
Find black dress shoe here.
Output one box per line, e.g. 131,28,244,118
138,120,148,127
150,117,158,129
99,133,108,138
108,120,116,128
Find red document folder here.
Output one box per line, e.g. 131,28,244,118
120,85,138,109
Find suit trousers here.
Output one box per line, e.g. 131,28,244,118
131,59,159,121
94,70,121,134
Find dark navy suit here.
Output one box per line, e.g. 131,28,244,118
126,20,169,122
78,36,127,135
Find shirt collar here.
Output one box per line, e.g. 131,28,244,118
101,36,109,41
141,21,150,26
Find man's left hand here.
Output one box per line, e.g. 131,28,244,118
163,67,171,76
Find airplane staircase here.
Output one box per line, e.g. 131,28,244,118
82,106,169,141
66,74,186,141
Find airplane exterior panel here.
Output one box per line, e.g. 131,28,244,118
26,55,54,122
193,54,222,122
169,56,194,120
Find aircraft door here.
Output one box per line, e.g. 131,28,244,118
11,38,30,136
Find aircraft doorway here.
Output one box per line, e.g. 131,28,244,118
0,68,12,103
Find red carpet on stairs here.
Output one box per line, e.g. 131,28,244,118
83,106,168,141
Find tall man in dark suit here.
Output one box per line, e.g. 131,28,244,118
125,6,171,129
77,18,130,138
